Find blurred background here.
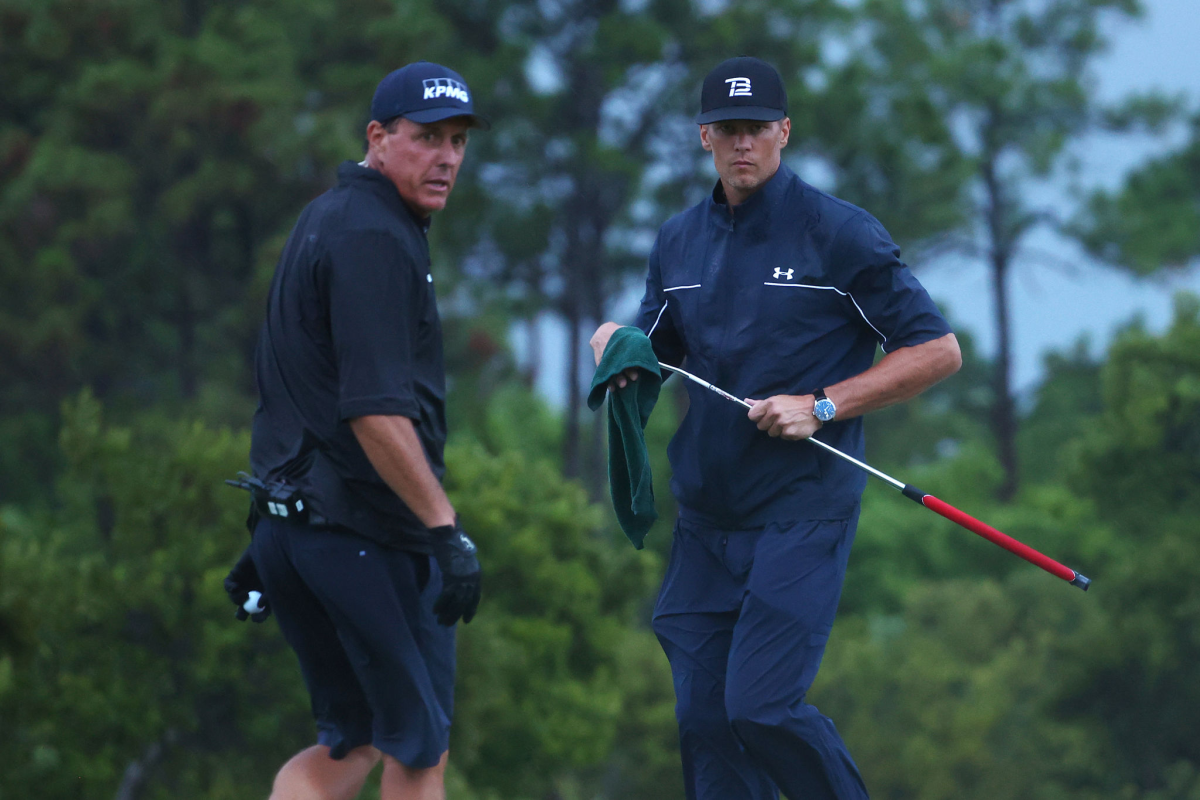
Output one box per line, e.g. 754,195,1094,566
2,0,1199,797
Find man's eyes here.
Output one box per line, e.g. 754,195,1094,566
717,125,766,136
417,132,467,147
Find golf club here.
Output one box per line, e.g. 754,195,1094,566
657,361,1091,591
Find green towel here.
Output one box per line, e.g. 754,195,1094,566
587,326,663,549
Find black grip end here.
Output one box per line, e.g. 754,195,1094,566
1069,572,1091,591
901,484,927,504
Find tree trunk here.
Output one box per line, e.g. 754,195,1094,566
990,249,1018,501
525,315,540,388
582,199,609,499
175,214,209,401
180,0,204,36
982,155,1019,501
113,730,174,800
176,280,197,400
589,405,607,502
562,301,582,479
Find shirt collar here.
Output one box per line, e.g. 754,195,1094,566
338,160,432,233
709,161,794,226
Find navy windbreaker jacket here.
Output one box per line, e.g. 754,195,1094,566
634,163,951,527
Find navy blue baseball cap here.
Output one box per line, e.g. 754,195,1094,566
371,61,490,130
695,57,788,124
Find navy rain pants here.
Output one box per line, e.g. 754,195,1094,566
652,512,869,800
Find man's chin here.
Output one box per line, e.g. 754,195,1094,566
725,174,765,192
413,195,449,215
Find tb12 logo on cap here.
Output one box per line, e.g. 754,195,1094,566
725,77,753,97
423,78,470,103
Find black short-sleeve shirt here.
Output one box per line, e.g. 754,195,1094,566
250,161,446,552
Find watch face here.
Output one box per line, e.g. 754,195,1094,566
814,398,836,422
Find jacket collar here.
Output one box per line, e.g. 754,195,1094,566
708,161,795,231
337,160,432,233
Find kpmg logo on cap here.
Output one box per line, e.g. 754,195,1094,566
725,77,753,97
423,77,470,103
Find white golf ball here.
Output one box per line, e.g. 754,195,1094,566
243,591,265,615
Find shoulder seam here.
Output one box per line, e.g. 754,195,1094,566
829,208,869,251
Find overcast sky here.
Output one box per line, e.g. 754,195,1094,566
520,0,1200,405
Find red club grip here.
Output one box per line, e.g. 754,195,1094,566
921,494,1078,583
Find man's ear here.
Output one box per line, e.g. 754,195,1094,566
778,117,791,149
366,119,388,153
699,124,713,152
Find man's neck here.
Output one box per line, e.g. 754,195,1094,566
358,158,432,225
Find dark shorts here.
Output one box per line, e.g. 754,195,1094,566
250,516,455,768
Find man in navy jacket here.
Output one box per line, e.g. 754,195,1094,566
591,57,961,799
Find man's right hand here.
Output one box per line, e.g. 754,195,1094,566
224,547,271,623
429,519,482,626
590,321,641,389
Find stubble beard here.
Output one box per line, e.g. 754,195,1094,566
724,168,768,197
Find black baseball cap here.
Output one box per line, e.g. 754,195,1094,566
371,61,490,130
695,57,788,124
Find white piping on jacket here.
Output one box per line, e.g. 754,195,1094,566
762,282,887,343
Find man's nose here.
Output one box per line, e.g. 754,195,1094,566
438,141,464,167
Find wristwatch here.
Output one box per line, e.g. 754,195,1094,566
813,388,837,423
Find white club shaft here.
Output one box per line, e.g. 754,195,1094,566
656,362,906,491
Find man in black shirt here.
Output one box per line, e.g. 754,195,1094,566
224,61,486,800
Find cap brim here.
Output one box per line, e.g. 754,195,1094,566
404,107,491,130
695,106,786,124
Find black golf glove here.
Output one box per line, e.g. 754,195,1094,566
429,518,481,626
224,547,271,623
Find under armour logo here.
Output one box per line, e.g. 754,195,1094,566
725,77,753,97
773,267,794,280
422,77,470,103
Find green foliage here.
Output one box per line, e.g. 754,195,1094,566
865,320,993,471
1077,114,1200,275
0,391,310,799
0,0,465,503
5,2,1200,798
0,393,681,799
1073,295,1200,532
1050,295,1200,796
829,295,1200,799
817,573,1112,800
446,438,666,796
1018,338,1104,485
9,300,1200,800
845,0,1144,498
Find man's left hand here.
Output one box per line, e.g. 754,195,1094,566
429,519,482,626
746,395,822,440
